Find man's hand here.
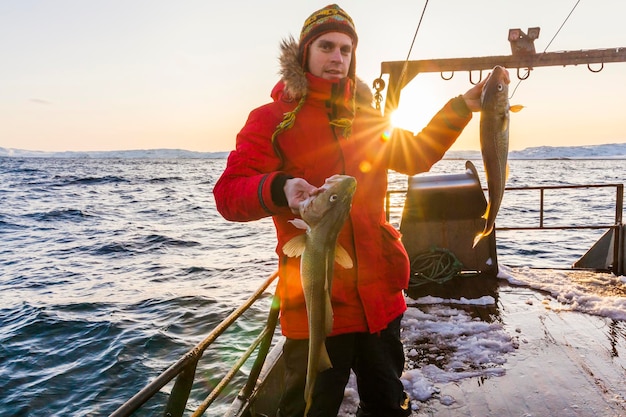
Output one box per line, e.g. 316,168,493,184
284,178,319,214
461,67,511,112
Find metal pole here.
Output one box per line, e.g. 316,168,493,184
240,295,281,400
614,184,624,275
539,188,545,228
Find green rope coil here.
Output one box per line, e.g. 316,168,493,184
409,246,463,287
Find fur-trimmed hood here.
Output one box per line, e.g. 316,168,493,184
274,36,374,106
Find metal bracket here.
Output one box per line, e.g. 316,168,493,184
508,27,540,56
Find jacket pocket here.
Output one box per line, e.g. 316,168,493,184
380,223,410,290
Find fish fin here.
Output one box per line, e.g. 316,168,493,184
318,343,333,371
324,292,334,335
482,201,491,220
320,291,334,370
282,235,306,258
472,232,485,248
510,104,524,113
334,244,353,269
288,218,309,230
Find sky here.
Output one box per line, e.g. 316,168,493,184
1,0,625,153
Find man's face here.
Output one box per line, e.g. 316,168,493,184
307,32,353,80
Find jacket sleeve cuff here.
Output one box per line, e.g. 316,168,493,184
258,172,293,215
270,173,294,207
451,95,471,118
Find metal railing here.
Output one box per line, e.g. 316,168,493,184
109,271,280,417
386,183,624,275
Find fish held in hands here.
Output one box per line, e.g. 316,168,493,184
282,174,356,415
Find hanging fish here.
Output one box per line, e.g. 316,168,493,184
474,66,523,248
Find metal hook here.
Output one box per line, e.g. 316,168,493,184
372,78,385,110
372,78,386,92
517,67,531,80
469,70,483,85
440,71,454,81
587,62,604,73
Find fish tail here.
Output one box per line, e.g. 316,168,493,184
304,337,315,414
304,368,315,416
472,232,485,248
304,386,313,416
473,222,495,248
304,342,332,415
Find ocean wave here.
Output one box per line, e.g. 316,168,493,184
90,242,133,256
84,234,203,258
0,217,26,232
23,208,91,222
148,176,184,183
142,234,201,249
59,175,130,186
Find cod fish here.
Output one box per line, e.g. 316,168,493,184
473,65,523,248
282,174,356,415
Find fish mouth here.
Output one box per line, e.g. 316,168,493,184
299,196,313,213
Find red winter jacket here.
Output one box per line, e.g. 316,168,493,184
214,49,472,338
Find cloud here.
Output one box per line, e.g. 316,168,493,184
29,98,53,105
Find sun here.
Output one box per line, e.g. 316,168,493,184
388,79,443,133
390,102,433,133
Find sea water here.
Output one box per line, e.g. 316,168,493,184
0,158,624,416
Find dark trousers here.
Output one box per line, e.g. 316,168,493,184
277,315,411,417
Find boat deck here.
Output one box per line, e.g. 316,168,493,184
235,269,626,417
404,270,626,417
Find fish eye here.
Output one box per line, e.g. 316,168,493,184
497,83,504,91
329,194,338,202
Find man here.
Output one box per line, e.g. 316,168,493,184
214,4,492,416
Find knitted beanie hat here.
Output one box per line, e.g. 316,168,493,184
297,4,358,76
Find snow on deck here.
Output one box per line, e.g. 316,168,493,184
338,267,626,416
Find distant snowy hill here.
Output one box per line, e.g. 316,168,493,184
446,143,626,160
511,143,626,159
1,143,625,159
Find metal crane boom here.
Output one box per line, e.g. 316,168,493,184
380,33,626,115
